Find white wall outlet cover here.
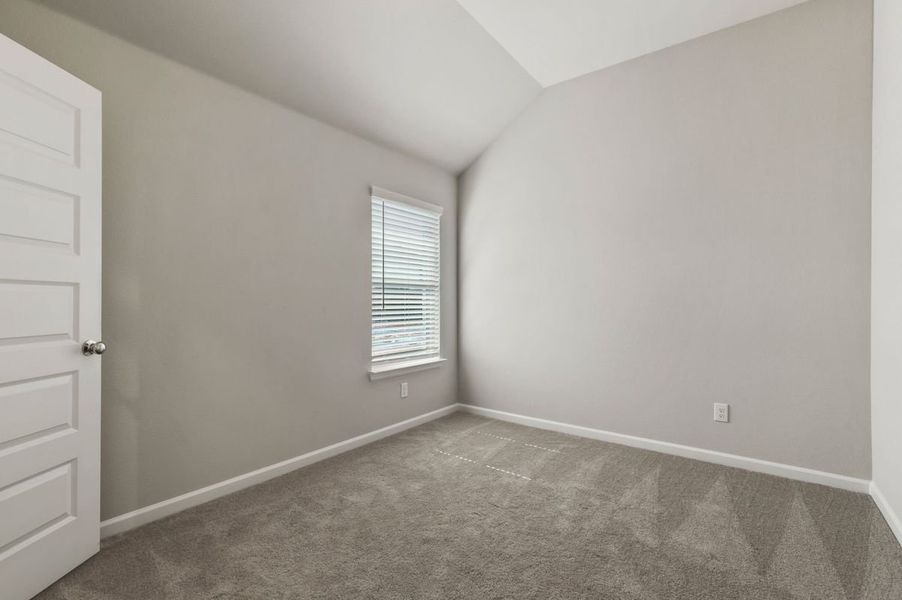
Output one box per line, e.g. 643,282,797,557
401,382,409,398
714,403,730,423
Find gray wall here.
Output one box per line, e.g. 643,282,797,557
460,0,872,478
0,0,458,520
872,0,902,529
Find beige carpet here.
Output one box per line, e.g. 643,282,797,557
37,413,902,599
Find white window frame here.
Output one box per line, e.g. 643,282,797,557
369,186,445,380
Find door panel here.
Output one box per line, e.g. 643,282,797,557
0,33,101,600
0,373,75,446
0,281,76,343
0,175,78,251
0,463,74,550
0,67,80,164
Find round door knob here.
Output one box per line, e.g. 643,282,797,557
82,340,107,356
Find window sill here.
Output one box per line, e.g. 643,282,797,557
368,357,446,381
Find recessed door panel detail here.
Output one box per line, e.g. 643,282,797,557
0,463,74,553
0,68,78,165
0,374,75,447
0,176,77,251
0,281,76,344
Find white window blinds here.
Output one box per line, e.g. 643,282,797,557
371,188,442,365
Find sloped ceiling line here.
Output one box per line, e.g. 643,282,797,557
34,0,810,173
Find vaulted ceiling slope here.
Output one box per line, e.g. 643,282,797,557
456,0,812,87
32,0,541,173
33,0,812,173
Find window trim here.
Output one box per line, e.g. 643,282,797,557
369,186,444,379
371,186,444,216
368,357,447,381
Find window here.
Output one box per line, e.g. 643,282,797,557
371,187,443,376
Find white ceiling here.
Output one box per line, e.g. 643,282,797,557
455,0,811,87
33,0,540,173
33,0,810,172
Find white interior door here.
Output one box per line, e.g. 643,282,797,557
0,34,102,600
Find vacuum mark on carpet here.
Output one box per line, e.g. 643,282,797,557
475,431,562,454
435,449,476,463
434,449,532,481
478,432,517,442
522,442,562,453
485,465,532,481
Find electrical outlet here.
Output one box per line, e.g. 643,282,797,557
400,382,408,399
714,403,729,423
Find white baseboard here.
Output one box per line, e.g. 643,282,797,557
870,481,902,546
102,401,878,539
100,403,460,538
458,404,871,494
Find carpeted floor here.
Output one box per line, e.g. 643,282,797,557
36,413,902,599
